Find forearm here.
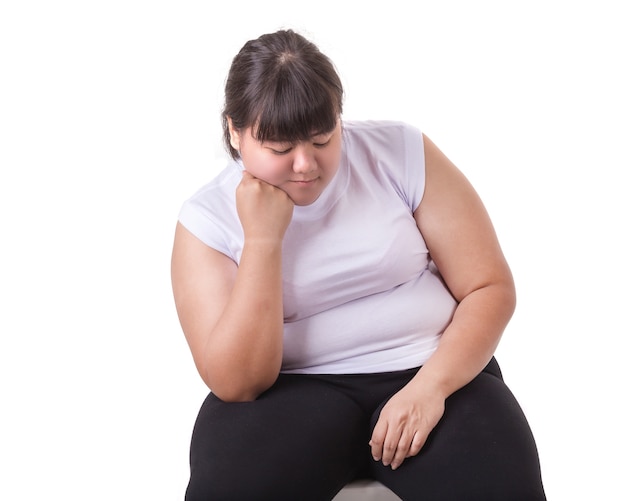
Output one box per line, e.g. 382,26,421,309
408,281,516,399
203,240,284,401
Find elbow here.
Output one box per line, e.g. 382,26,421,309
509,285,517,316
489,275,516,322
209,380,265,402
503,274,517,317
192,342,283,402
491,278,516,332
200,367,279,403
487,264,517,317
210,389,259,403
208,383,272,403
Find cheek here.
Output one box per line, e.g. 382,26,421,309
319,144,342,173
242,152,290,184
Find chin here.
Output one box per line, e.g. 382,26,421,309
293,194,322,206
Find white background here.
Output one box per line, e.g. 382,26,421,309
1,1,624,499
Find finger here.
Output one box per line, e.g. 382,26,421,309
390,429,414,470
380,426,404,467
369,421,388,462
408,429,428,457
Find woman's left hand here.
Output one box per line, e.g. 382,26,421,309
369,384,445,470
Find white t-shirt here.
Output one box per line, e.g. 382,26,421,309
178,120,457,374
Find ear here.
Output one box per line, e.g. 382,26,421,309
227,117,242,151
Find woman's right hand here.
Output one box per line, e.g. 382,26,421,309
236,171,294,243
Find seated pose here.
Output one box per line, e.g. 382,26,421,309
171,29,546,501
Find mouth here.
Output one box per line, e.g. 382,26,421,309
291,178,318,185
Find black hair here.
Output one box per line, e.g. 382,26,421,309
222,29,344,159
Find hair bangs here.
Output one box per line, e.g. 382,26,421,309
253,66,339,144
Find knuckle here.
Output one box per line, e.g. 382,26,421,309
396,442,410,454
411,437,426,453
370,439,382,448
383,443,396,453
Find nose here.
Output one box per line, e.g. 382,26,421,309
292,143,316,174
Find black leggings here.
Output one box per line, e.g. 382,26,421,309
185,358,546,501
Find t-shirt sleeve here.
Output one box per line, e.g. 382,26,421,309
176,164,243,263
178,198,233,258
401,123,426,212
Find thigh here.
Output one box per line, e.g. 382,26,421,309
186,374,369,501
371,364,546,501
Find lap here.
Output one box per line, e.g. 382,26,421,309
369,362,546,500
185,359,545,500
186,375,370,501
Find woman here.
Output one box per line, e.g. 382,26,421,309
171,29,546,500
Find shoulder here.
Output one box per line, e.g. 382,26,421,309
177,159,243,254
183,160,242,211
342,120,422,144
342,120,424,162
341,121,426,209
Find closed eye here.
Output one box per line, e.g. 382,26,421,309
270,147,293,155
313,139,331,148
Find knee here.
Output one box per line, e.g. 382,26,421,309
184,469,213,501
185,467,290,501
185,466,258,501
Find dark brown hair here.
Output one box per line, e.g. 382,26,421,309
222,29,344,159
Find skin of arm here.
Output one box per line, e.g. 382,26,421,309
369,134,517,469
171,171,293,402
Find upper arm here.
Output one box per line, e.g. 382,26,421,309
170,221,237,380
414,134,515,303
